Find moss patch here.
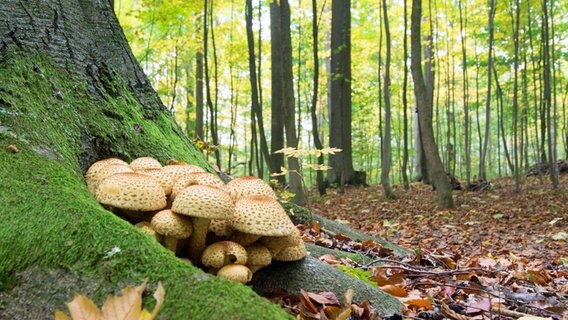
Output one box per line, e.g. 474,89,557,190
0,51,291,319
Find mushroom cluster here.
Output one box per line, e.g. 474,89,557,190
85,157,307,283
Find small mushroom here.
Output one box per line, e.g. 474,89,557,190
273,243,308,262
260,228,303,256
216,265,253,284
231,195,296,238
150,209,193,252
86,163,133,195
129,157,162,171
172,185,234,262
245,243,272,273
209,219,234,238
162,164,206,182
225,176,277,201
229,231,261,246
137,168,175,195
135,221,161,241
170,172,225,200
202,241,247,269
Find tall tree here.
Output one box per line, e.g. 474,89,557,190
479,0,496,180
328,0,354,189
380,0,395,199
458,0,471,188
270,0,285,184
511,0,521,191
401,0,410,190
411,0,454,208
310,0,326,195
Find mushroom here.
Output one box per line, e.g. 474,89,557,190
231,195,296,239
135,221,161,241
209,219,234,238
162,164,206,182
85,158,128,180
86,163,133,195
150,209,193,252
225,176,277,201
170,172,225,200
137,168,175,195
129,156,162,171
229,231,261,246
216,265,253,284
172,185,234,262
201,241,247,269
95,172,167,211
273,243,308,262
245,243,272,273
260,228,303,256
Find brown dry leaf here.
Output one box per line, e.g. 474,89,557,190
319,253,341,266
405,298,433,310
299,289,319,313
54,310,71,320
311,220,321,233
101,280,146,320
65,294,102,320
307,291,341,305
380,285,408,297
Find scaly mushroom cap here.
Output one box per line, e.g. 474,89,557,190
245,243,272,273
137,168,175,195
201,241,248,269
86,163,133,195
135,221,161,241
96,172,166,211
229,231,261,246
162,164,206,182
231,195,296,237
172,185,234,220
170,172,225,199
150,209,193,239
209,219,234,237
85,158,128,179
225,176,276,201
130,157,162,171
260,228,303,255
216,265,253,284
273,243,308,261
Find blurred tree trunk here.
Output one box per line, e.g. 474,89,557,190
270,1,285,184
479,0,495,180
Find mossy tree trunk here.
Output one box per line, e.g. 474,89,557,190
0,1,290,319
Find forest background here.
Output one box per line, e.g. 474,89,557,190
114,0,568,196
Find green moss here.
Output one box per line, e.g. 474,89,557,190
336,266,377,287
0,52,291,319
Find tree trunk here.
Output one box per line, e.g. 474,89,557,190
270,1,286,184
328,0,354,188
401,0,410,190
458,0,470,187
479,0,495,180
0,0,293,318
380,0,395,199
410,0,453,209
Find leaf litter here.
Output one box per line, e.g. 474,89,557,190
269,176,567,319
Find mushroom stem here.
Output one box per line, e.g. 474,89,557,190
188,217,211,262
161,236,179,252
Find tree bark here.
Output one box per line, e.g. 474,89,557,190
479,0,495,180
410,0,453,209
270,1,285,184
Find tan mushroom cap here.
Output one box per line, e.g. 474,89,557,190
201,241,248,269
225,176,277,201
130,157,162,171
172,185,234,220
137,168,175,195
229,231,261,246
216,265,253,284
95,172,166,211
273,243,308,261
135,221,161,241
86,163,133,195
245,243,272,273
85,158,128,179
162,164,206,182
260,228,303,255
170,172,225,199
231,195,296,237
209,219,234,237
151,209,193,239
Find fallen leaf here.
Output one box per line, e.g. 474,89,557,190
380,285,408,297
307,291,341,305
6,144,19,153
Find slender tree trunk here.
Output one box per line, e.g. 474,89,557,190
380,0,395,199
310,0,326,195
411,0,453,209
493,66,514,173
511,0,521,191
401,0,410,190
479,0,496,180
184,60,194,138
270,1,286,183
459,0,470,187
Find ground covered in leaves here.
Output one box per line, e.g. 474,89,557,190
270,176,567,319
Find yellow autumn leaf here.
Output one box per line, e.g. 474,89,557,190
65,294,102,320
54,310,71,320
100,280,146,320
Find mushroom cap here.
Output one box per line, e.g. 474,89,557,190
201,241,248,269
272,243,308,261
135,221,161,240
245,243,272,272
229,231,261,246
85,158,128,178
225,176,276,201
172,185,234,220
162,164,206,182
171,172,225,199
130,157,162,171
209,219,234,237
231,195,296,237
137,168,175,195
216,264,252,284
150,209,193,239
95,172,167,211
86,163,133,195
260,228,303,255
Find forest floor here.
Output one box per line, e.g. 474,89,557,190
274,175,568,319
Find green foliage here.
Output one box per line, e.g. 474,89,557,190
336,266,377,287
